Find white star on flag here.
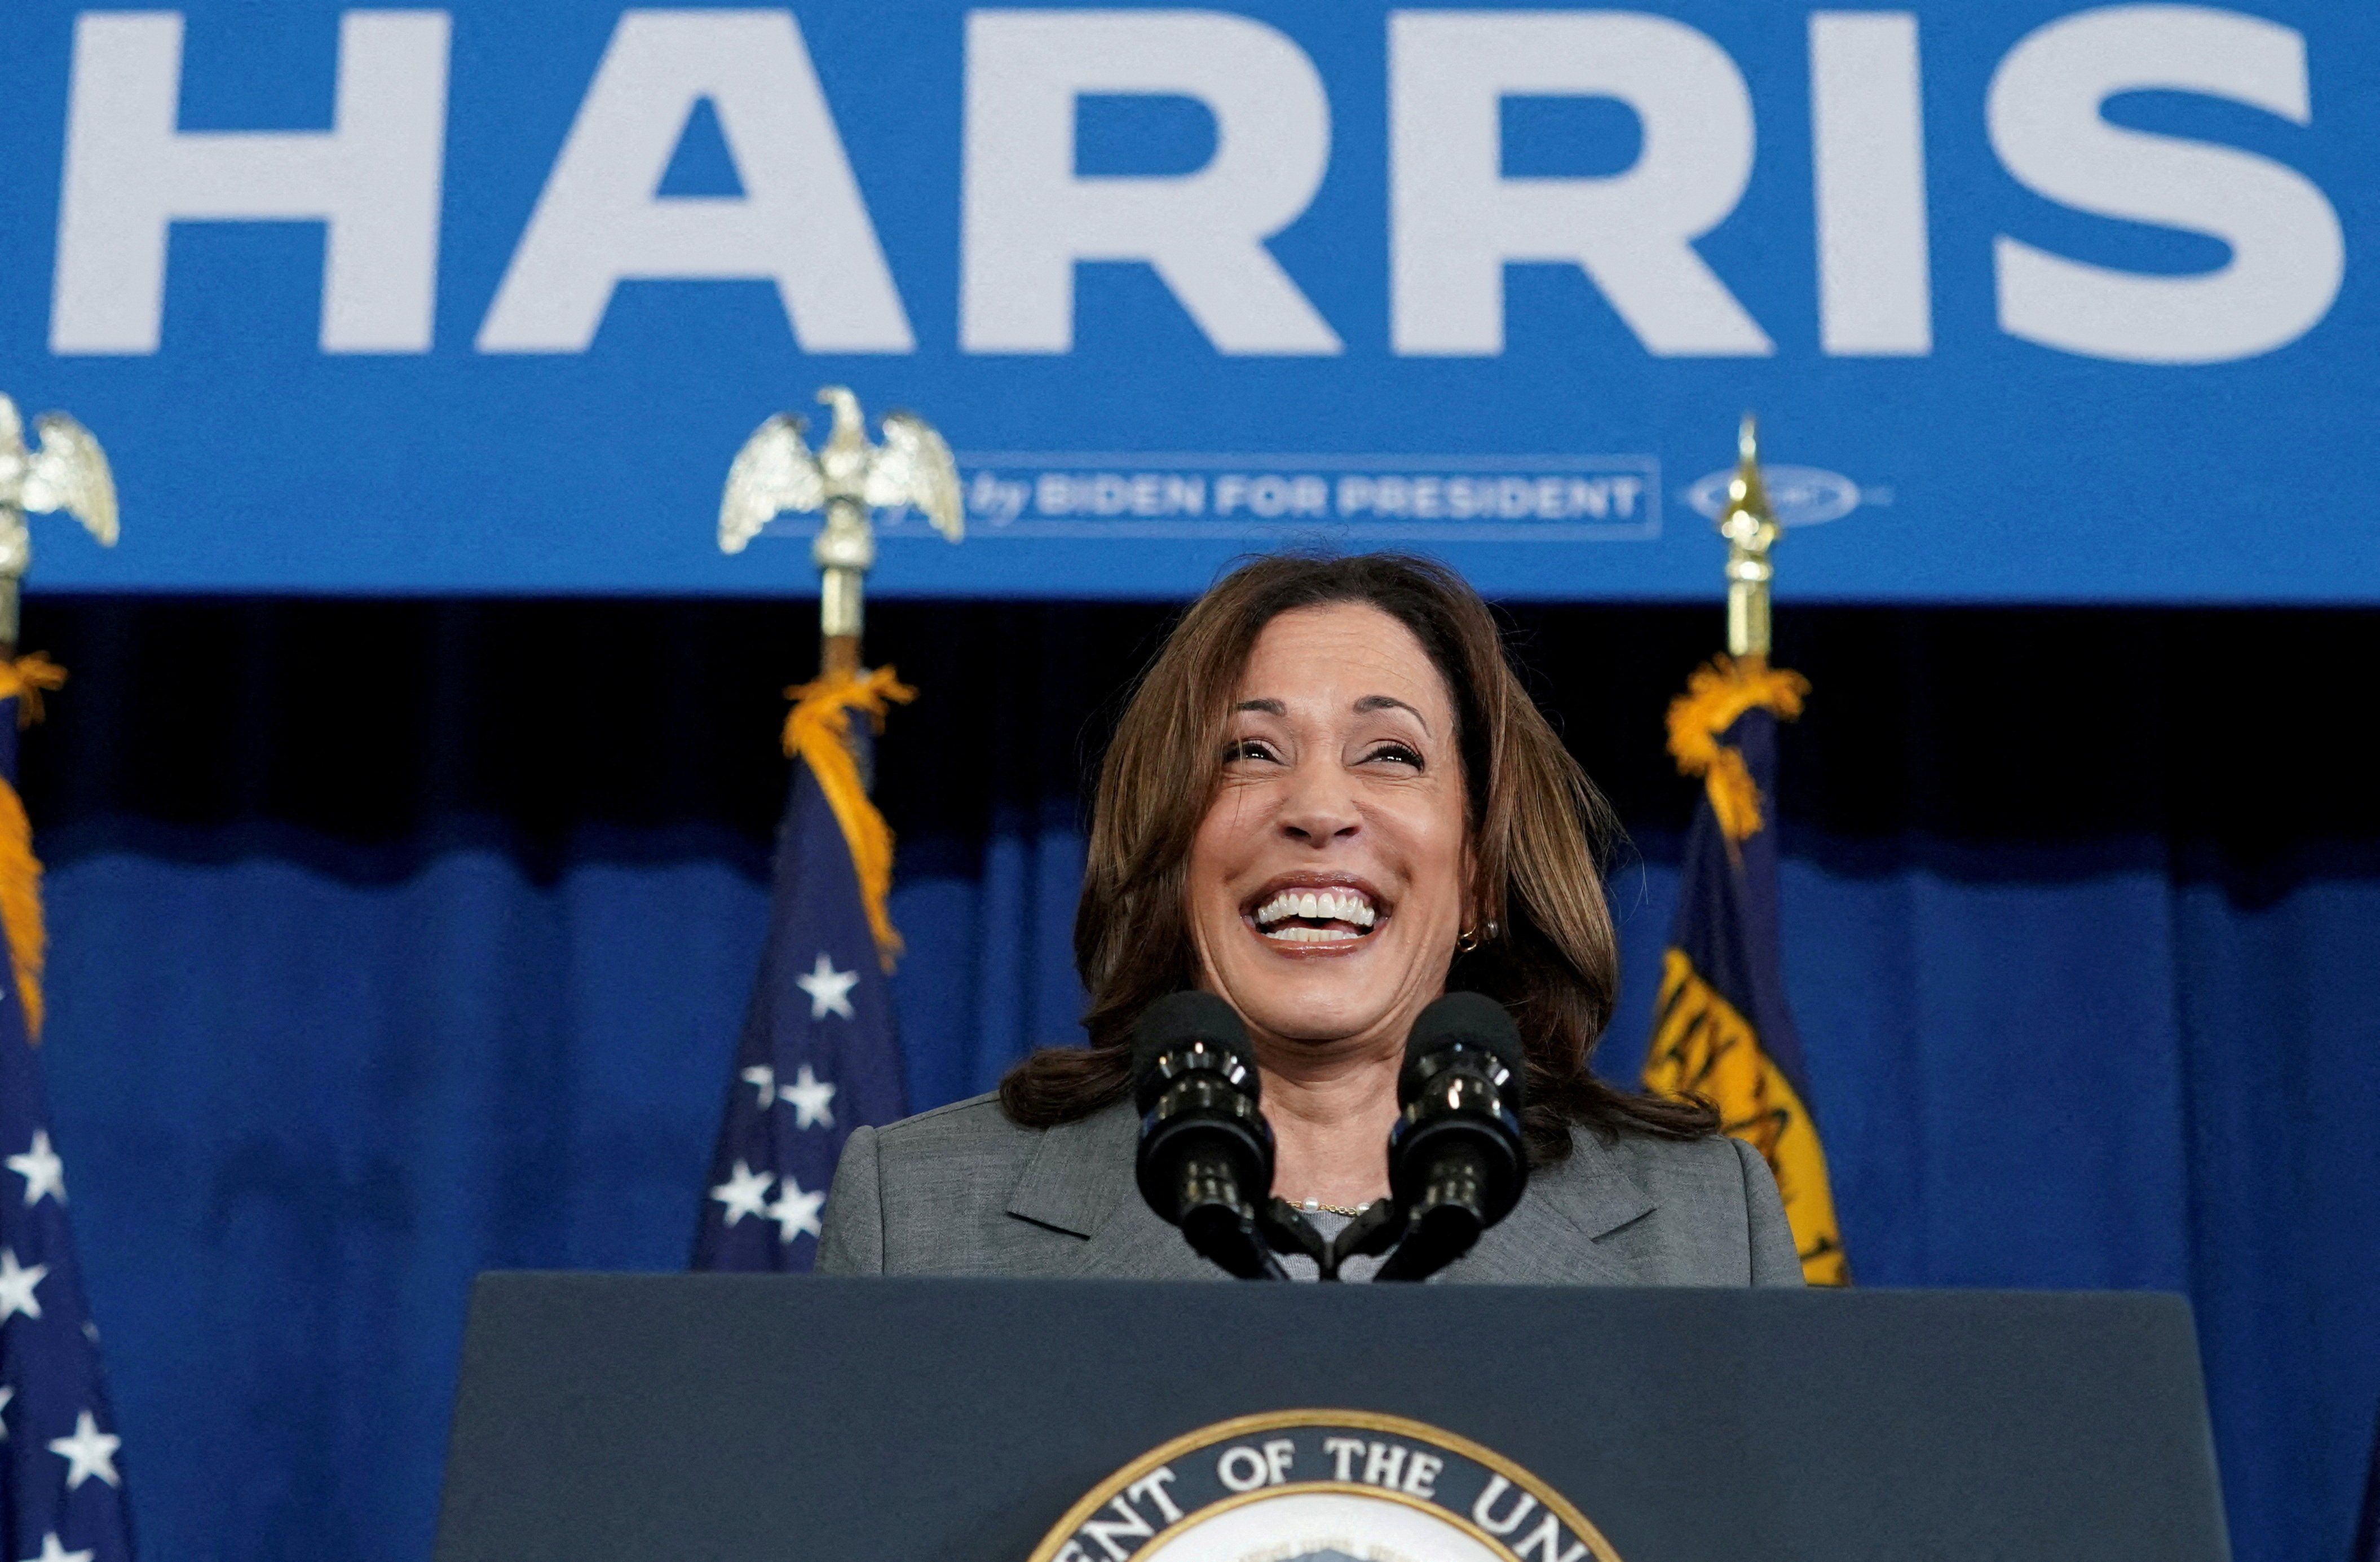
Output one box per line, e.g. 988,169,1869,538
794,952,859,1021
778,1065,837,1129
709,1160,774,1227
0,1247,47,1323
739,1064,776,1110
767,1175,825,1244
47,1410,122,1489
20,1533,93,1562
6,1129,66,1207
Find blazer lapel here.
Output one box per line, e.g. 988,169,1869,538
1004,1100,1224,1282
1439,1133,1657,1286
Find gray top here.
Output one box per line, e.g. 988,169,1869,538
1274,1210,1385,1282
816,1093,1804,1286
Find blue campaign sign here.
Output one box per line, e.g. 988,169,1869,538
1,1,2372,600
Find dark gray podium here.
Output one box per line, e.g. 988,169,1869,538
433,1274,2228,1562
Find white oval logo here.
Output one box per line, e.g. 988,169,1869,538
1029,1410,1620,1562
1685,465,1870,528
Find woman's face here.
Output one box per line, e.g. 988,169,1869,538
1186,602,1471,1056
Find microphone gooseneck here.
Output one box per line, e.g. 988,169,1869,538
1375,991,1530,1282
1131,992,1289,1280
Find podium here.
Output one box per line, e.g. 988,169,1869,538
433,1274,2228,1562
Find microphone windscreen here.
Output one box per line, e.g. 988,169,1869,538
1400,992,1527,1109
1130,991,1255,1112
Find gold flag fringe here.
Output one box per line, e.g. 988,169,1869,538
0,654,67,1039
0,652,68,727
1664,654,1809,844
781,665,916,971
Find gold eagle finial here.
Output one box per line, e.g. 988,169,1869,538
1,393,120,646
717,386,962,673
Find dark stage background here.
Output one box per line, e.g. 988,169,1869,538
16,595,2380,1562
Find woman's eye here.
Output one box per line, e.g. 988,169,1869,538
1222,739,1278,764
1365,744,1424,768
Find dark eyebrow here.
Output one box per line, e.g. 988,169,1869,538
1354,694,1431,735
1233,699,1286,715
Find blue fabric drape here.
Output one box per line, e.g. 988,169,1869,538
15,597,2379,1562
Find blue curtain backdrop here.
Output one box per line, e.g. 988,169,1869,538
15,597,2379,1562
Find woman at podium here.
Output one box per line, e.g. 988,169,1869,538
819,552,1800,1285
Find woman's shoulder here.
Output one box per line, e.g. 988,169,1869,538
867,1091,1048,1164
844,1090,1140,1208
1556,1123,1787,1217
1528,1122,1762,1228
1568,1122,1760,1185
819,1093,1142,1277
1518,1124,1801,1286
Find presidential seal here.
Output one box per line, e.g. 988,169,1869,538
1028,1410,1622,1562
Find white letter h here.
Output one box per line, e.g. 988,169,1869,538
53,10,450,354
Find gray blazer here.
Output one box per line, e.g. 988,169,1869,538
816,1093,1804,1286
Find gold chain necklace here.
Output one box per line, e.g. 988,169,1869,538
1291,1198,1376,1219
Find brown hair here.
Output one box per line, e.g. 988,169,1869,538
997,551,1717,1161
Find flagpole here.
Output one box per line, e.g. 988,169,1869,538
1719,413,1780,662
815,492,871,682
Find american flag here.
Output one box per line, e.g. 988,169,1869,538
694,678,908,1272
1,673,135,1562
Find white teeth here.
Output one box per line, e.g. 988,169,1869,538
1263,924,1361,943
1251,886,1379,930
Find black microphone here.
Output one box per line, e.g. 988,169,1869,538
1132,992,1288,1280
1376,992,1529,1282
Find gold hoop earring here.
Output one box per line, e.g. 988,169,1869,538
1455,925,1481,954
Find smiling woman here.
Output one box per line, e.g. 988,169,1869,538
816,553,1801,1285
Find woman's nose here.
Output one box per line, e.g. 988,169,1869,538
1276,758,1360,845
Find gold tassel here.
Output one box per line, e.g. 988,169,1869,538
0,780,44,1040
0,652,68,727
781,665,916,971
1665,654,1810,843
0,654,64,1039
